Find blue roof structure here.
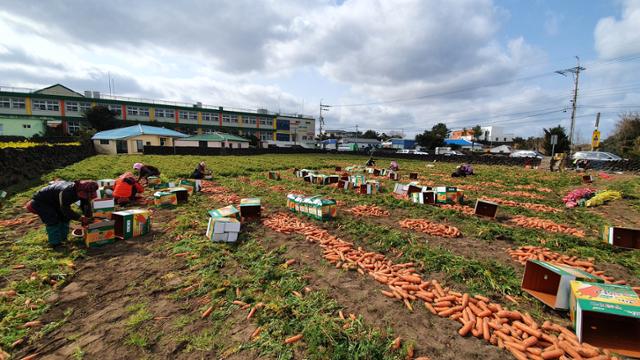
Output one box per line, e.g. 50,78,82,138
92,124,188,140
444,139,483,147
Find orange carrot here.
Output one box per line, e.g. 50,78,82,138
284,334,303,344
247,307,257,320
391,336,401,350
541,348,564,359
201,306,213,319
458,320,474,336
251,327,262,339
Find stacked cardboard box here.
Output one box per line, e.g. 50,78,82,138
147,176,162,186
154,191,178,208
435,186,464,204
153,182,175,191
521,260,603,310
91,198,115,219
112,209,151,240
569,281,640,357
286,194,336,221
206,217,241,242
296,169,316,178
166,187,189,204
84,219,116,247
97,179,115,187
474,199,498,218
603,225,640,249
178,179,201,194
240,198,261,219
350,175,366,187
411,191,436,204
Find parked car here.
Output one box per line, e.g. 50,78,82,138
572,151,622,162
396,149,429,155
510,150,543,159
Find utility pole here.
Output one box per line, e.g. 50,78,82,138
319,100,330,149
355,124,359,152
555,56,585,157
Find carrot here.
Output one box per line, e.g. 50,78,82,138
391,336,401,350
0,290,17,298
406,344,414,359
251,327,262,339
558,341,581,360
284,259,296,266
461,293,469,308
482,318,490,341
232,300,247,306
541,348,564,359
284,334,303,344
458,320,475,336
19,354,38,360
11,338,24,348
201,306,213,319
424,302,436,314
22,321,42,328
247,307,257,320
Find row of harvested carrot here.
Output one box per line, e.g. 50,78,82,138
503,191,546,200
514,185,553,193
262,213,618,360
439,204,475,215
510,216,585,238
399,218,462,238
506,246,636,289
481,197,560,213
0,215,38,228
347,205,390,217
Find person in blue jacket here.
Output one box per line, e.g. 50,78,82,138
26,181,98,246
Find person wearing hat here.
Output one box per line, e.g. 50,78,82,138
190,161,211,179
113,172,145,205
133,162,160,184
26,180,98,246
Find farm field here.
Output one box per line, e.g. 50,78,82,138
1,154,639,360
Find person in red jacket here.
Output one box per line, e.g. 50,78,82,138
113,172,144,205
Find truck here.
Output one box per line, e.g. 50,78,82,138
435,147,463,156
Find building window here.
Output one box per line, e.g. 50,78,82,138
99,139,109,145
67,120,80,135
160,137,167,146
136,140,144,153
32,99,59,111
222,114,230,123
504,137,507,142
66,102,79,112
244,116,256,124
79,102,92,112
0,97,26,109
127,106,149,117
202,112,214,122
260,133,271,141
156,109,174,118
106,104,121,115
23,124,31,129
259,118,273,126
229,115,238,123
179,111,197,120
495,137,498,141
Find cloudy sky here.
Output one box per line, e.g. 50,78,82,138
0,0,639,140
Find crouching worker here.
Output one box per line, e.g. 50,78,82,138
389,160,399,172
113,172,145,205
451,163,474,177
26,180,97,247
191,161,211,179
133,162,160,184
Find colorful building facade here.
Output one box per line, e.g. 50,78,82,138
0,84,316,146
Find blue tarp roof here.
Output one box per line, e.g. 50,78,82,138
321,139,338,144
391,139,415,145
92,124,188,140
444,139,483,146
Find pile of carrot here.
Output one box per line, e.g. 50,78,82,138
477,181,505,188
502,191,545,200
514,185,553,193
209,193,241,204
457,185,482,192
439,204,475,215
269,185,287,193
263,213,617,360
399,218,462,238
0,215,38,227
481,197,560,213
347,205,390,217
510,216,585,238
506,246,631,286
200,181,228,194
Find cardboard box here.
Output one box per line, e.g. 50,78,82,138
177,179,200,194
84,220,116,247
355,184,372,195
287,194,300,212
324,175,340,185
407,185,422,196
91,198,115,219
95,187,113,199
147,176,162,186
153,182,175,190
287,194,336,221
521,260,603,310
373,168,381,176
167,187,189,203
97,179,115,187
206,217,241,242
296,169,316,178
389,172,400,181
208,205,240,219
351,175,366,186
154,191,178,208
603,225,640,250
435,186,463,204
268,171,281,180
393,183,408,196
582,175,594,183
474,200,498,218
240,198,261,218
570,281,640,358
411,191,436,204
409,172,418,180
335,166,342,172
337,179,352,190
112,209,151,240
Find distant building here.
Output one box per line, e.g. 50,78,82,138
480,126,514,143
324,129,357,138
389,139,416,149
0,83,315,146
175,132,250,149
450,129,476,141
340,137,381,149
490,145,513,154
444,138,484,151
91,124,188,154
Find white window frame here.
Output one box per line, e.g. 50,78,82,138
179,111,189,120
229,114,237,123
222,114,231,123
32,99,59,111
66,101,79,112
11,98,25,109
202,112,212,122
188,111,197,120
0,97,10,108
67,120,81,134
79,102,92,112
107,104,121,115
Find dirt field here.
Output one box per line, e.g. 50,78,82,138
1,154,639,360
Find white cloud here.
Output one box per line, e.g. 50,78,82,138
544,11,563,36
594,0,640,59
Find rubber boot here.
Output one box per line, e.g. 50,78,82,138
59,222,70,242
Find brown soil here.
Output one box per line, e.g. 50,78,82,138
259,227,511,360
588,200,640,228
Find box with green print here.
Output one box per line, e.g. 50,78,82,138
570,281,640,358
112,209,151,240
521,259,603,310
